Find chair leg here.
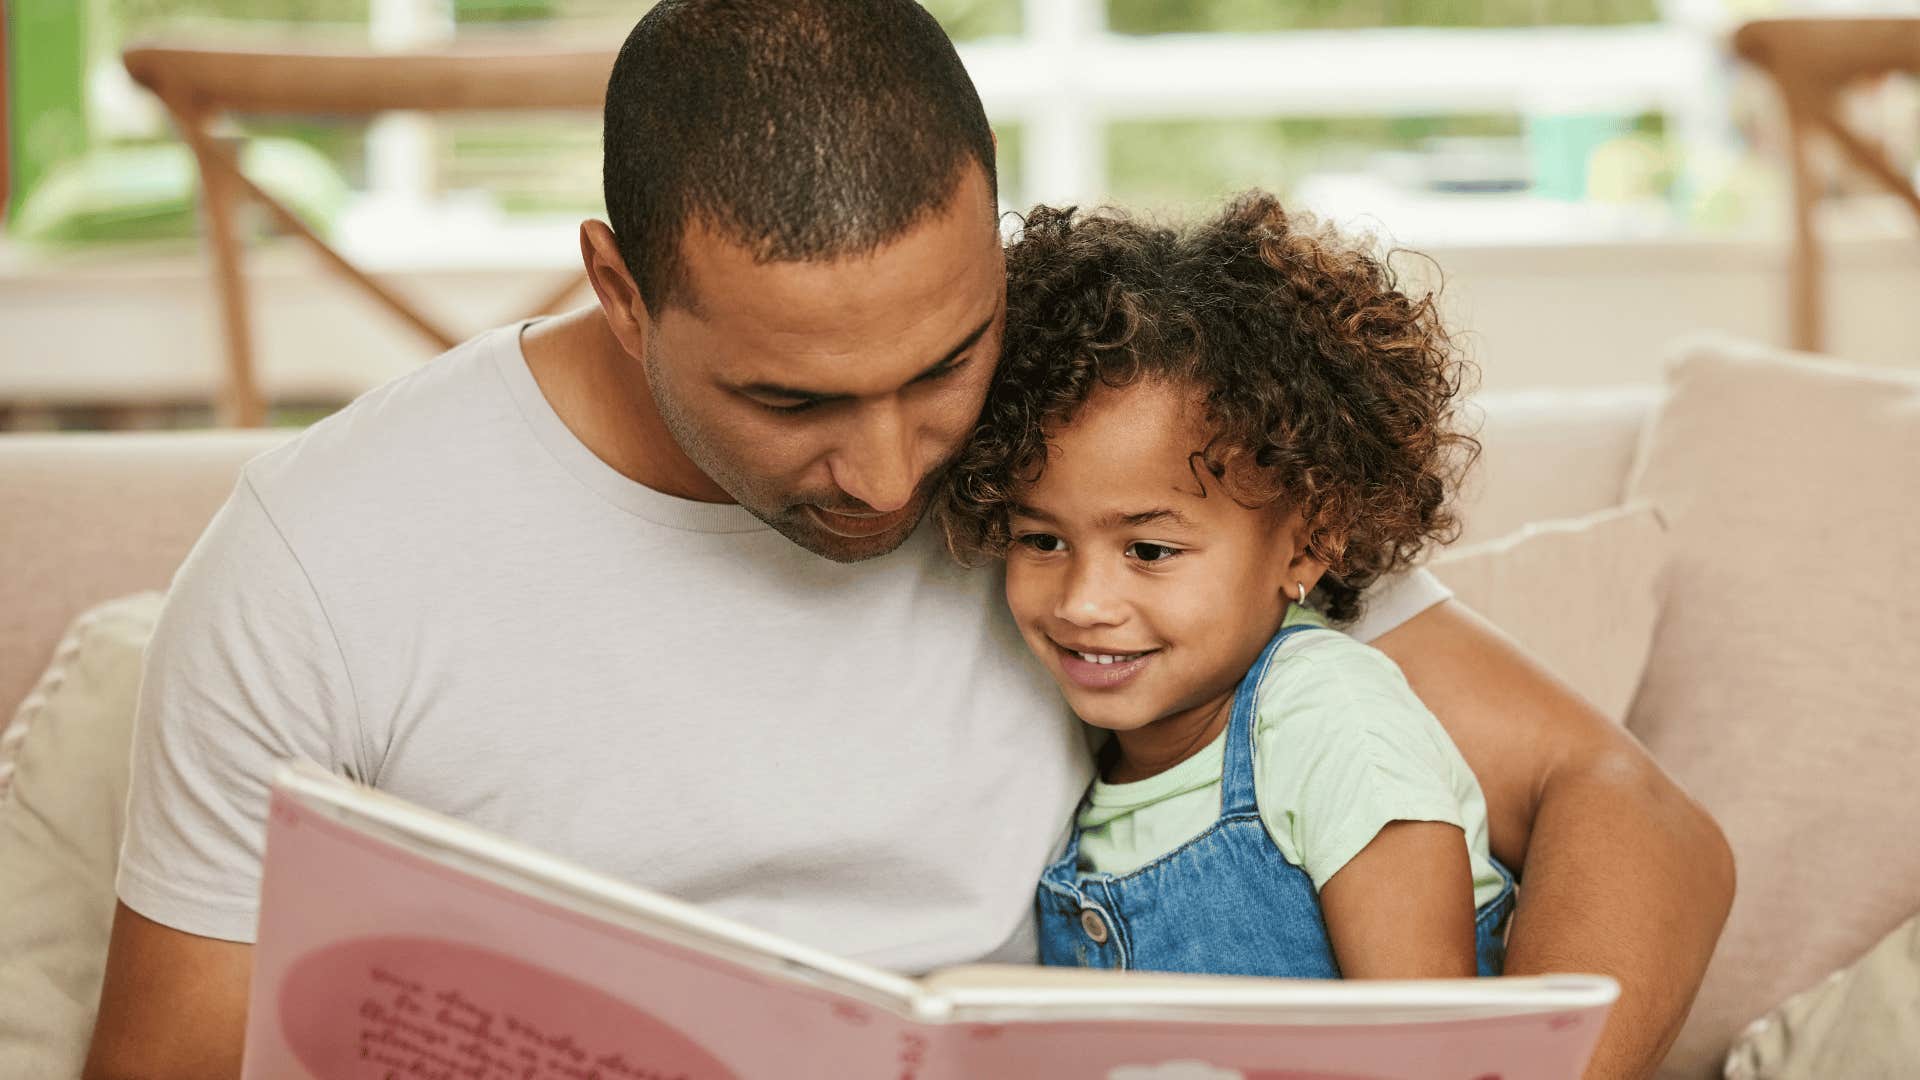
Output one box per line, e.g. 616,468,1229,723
232,167,462,352
192,131,267,427
1784,104,1824,354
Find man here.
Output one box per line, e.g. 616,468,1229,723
85,2,1732,1078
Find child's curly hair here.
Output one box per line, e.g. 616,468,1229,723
939,191,1477,624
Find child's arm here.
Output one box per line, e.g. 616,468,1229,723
1318,820,1478,978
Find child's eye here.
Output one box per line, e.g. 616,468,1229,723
1014,533,1065,554
1126,542,1182,563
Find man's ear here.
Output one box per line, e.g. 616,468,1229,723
580,219,650,359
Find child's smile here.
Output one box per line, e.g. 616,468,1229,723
1003,378,1327,777
1053,642,1158,690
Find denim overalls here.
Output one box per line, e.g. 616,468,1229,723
1036,621,1516,977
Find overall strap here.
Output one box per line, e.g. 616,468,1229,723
1219,618,1327,816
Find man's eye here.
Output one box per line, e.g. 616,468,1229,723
1126,542,1180,563
1015,533,1064,553
757,399,818,415
913,357,966,387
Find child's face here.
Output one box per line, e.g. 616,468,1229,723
1003,380,1322,735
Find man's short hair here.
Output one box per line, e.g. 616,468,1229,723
603,0,998,313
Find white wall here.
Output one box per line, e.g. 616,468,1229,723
1408,237,1920,392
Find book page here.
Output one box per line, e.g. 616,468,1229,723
924,964,1617,1022
921,967,1615,1079
242,778,946,1079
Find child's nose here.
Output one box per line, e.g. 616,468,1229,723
1055,558,1126,627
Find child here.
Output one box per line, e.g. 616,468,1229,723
939,192,1510,979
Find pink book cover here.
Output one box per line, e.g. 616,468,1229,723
243,763,1617,1080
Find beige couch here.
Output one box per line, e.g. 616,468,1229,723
4,341,1917,1078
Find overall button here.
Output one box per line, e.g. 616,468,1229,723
1079,907,1110,945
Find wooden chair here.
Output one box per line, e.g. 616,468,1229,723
1733,18,1920,353
122,45,616,425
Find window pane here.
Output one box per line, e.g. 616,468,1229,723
438,115,603,216
110,0,371,36
1107,0,1660,34
920,0,1024,40
1108,115,1527,212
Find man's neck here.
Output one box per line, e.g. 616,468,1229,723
520,308,732,503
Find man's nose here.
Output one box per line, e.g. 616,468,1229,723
1055,556,1126,628
827,401,918,513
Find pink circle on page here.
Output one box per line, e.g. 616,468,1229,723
279,935,740,1079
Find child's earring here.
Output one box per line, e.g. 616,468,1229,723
1294,582,1307,605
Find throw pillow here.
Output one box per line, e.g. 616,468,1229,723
0,592,163,1078
1431,501,1668,723
1622,337,1920,1078
1723,907,1920,1080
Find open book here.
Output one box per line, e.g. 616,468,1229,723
244,762,1618,1080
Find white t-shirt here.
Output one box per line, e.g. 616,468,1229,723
117,323,1452,973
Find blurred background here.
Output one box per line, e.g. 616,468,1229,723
2,0,1917,429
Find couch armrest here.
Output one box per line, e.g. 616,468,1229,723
1,431,291,716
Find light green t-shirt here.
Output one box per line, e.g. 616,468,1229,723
1077,607,1506,909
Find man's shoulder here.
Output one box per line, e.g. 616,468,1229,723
244,324,530,528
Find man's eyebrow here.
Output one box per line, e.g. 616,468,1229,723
737,311,998,404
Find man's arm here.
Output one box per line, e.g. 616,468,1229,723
1371,599,1734,1080
87,475,357,1078
85,904,251,1080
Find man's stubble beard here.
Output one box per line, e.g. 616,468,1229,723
643,342,947,564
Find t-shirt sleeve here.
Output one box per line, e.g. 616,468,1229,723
1340,566,1451,644
1252,639,1470,893
117,474,358,942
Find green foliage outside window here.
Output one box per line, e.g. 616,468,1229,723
1109,115,1523,212
1109,0,1659,33
110,0,370,33
919,0,1023,39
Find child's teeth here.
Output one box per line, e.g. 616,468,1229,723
1073,649,1150,665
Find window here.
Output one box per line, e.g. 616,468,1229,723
14,0,1893,260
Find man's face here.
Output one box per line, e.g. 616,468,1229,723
640,166,1005,562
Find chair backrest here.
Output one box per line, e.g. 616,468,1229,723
1733,18,1920,353
122,45,617,425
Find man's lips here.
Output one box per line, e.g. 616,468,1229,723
804,504,915,539
1054,641,1159,690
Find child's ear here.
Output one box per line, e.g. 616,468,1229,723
1273,509,1332,604
1283,546,1331,604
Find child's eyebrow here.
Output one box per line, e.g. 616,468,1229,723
1010,504,1196,530
1103,508,1197,530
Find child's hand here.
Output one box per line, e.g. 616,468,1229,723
1318,821,1479,979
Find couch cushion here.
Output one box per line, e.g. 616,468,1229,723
1453,387,1661,548
0,592,162,1078
1432,501,1666,723
1623,338,1920,1078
